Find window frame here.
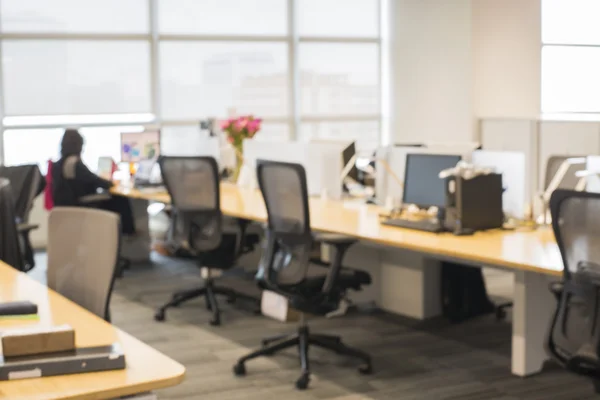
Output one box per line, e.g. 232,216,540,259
0,0,384,163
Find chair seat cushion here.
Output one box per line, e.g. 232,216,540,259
263,266,371,315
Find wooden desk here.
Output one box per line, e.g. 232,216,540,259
0,261,185,400
113,183,563,277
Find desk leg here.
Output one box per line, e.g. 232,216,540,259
121,198,152,264
512,270,554,377
379,249,442,320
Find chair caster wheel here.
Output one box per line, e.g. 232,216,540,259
358,364,372,375
496,308,506,320
209,318,221,326
295,373,310,390
154,310,165,322
233,363,246,376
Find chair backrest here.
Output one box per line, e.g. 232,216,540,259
547,189,600,370
47,207,120,321
158,156,222,252
0,164,44,222
545,155,585,191
0,179,24,271
256,160,312,286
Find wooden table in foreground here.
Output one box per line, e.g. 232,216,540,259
0,261,185,400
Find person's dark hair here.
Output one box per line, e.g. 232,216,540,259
60,128,84,158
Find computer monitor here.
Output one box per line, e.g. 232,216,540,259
402,153,461,208
342,141,359,182
97,157,114,180
121,130,160,163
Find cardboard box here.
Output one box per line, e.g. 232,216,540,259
1,324,75,358
261,290,300,323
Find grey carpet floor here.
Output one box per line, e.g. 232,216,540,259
32,253,597,400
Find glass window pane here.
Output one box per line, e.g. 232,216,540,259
542,0,600,45
160,42,289,120
298,0,378,38
541,46,600,113
158,0,287,36
299,120,379,151
0,0,149,33
2,41,151,116
299,43,379,116
2,127,126,172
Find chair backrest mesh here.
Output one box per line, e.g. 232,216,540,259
47,207,119,321
0,164,43,222
159,156,222,252
257,161,312,286
545,155,585,191
0,179,23,271
551,190,600,279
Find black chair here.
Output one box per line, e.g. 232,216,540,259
546,189,600,393
0,164,45,272
154,156,259,326
233,160,372,390
0,179,24,271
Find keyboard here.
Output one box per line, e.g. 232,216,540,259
382,217,444,233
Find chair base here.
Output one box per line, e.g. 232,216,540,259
154,279,259,326
233,324,372,390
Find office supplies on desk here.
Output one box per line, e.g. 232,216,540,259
441,162,504,234
382,217,444,232
0,301,37,317
0,343,125,381
1,324,74,357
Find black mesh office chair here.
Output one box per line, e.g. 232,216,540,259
546,189,600,393
0,165,45,272
154,156,259,326
0,179,24,271
233,160,372,390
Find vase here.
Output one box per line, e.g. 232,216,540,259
232,145,244,182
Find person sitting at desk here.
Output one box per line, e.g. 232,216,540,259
51,128,135,235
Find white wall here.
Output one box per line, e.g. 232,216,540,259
472,0,542,119
390,0,474,144
390,0,542,143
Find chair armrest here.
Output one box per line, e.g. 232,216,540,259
79,193,111,204
313,232,356,246
17,223,39,233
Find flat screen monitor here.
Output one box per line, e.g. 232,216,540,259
342,141,359,182
403,153,461,208
121,130,160,163
97,157,114,180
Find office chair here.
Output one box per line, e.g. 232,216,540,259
233,160,372,390
495,155,587,320
0,165,45,272
154,156,259,326
0,179,25,271
47,207,120,322
546,189,600,393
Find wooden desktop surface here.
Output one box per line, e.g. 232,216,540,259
112,184,563,277
0,261,185,400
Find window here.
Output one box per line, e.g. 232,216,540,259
158,0,287,36
0,1,383,165
542,0,600,113
160,41,288,120
2,41,151,116
0,0,149,34
298,0,379,38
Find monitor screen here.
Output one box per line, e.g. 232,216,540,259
403,153,461,208
342,141,359,182
121,130,160,162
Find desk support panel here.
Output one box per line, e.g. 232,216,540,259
512,270,554,376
